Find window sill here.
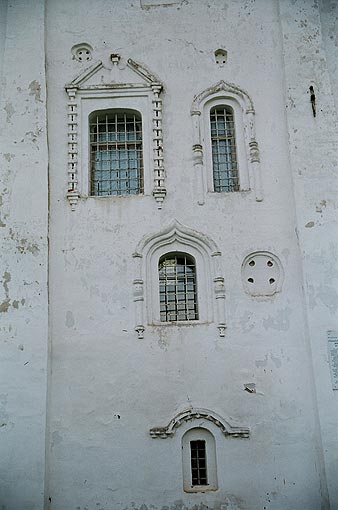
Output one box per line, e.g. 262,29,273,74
184,485,218,493
149,320,211,327
80,193,147,200
207,189,251,196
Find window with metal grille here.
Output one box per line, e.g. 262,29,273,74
210,105,239,192
89,110,143,196
159,253,198,322
190,440,208,486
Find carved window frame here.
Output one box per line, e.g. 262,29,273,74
207,98,247,193
133,220,227,338
191,81,263,205
182,428,218,493
65,58,166,210
149,407,250,492
80,95,151,199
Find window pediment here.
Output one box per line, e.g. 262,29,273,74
149,407,250,439
65,54,166,210
66,57,162,91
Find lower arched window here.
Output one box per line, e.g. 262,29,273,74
159,253,198,322
182,428,218,492
89,109,143,196
210,105,239,192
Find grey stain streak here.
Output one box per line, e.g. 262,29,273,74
28,80,43,103
317,284,338,314
263,307,292,331
3,101,15,123
3,153,14,162
66,311,75,328
255,354,268,368
0,272,11,313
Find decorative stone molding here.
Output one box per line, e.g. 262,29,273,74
242,251,284,297
65,55,166,210
191,80,263,203
149,408,250,439
66,89,80,211
151,83,166,208
71,42,93,63
133,220,227,336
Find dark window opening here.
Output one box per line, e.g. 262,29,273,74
190,440,208,486
159,253,198,322
90,110,143,196
210,105,239,192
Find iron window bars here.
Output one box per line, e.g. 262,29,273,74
159,253,198,322
190,440,208,486
90,110,143,196
210,105,239,192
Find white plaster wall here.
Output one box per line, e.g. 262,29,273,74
43,1,331,509
279,0,338,507
0,0,48,509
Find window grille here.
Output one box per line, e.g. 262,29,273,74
159,253,198,322
90,110,143,196
190,440,208,486
210,106,239,192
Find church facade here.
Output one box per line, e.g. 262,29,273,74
1,1,338,509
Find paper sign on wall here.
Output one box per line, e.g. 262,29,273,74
328,331,338,390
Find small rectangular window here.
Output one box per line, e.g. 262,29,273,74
190,440,208,486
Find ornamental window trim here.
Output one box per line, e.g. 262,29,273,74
191,80,263,205
133,220,227,338
182,428,218,493
65,56,166,210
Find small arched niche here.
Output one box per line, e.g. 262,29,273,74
214,48,227,66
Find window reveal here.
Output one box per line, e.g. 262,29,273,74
159,253,198,322
90,111,143,196
210,106,239,192
190,440,208,486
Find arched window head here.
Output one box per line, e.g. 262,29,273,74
89,109,143,196
191,81,263,204
210,105,239,192
159,252,198,322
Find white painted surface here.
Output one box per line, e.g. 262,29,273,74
1,0,337,508
0,1,48,509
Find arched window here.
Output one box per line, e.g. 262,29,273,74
191,81,263,204
182,428,218,493
159,252,198,322
89,109,143,196
210,105,239,192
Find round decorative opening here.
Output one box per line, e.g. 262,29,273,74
214,48,227,65
242,251,284,297
71,43,93,62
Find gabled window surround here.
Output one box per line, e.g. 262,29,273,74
65,56,166,210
